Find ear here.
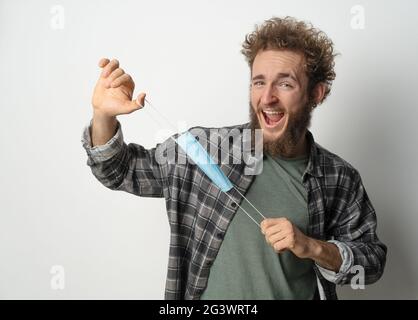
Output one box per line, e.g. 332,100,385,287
311,82,327,106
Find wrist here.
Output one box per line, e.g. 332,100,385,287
307,237,322,260
307,239,343,272
93,110,116,122
91,112,118,147
92,112,117,132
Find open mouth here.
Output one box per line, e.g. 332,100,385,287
261,110,285,128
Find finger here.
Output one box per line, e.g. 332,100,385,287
107,68,125,87
108,68,124,81
260,219,272,233
266,230,287,246
98,58,110,68
111,73,132,89
263,221,286,237
261,218,284,231
265,223,286,236
273,238,291,253
263,218,291,235
101,59,119,78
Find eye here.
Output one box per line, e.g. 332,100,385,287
253,81,265,87
279,82,293,89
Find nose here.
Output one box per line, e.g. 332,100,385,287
260,84,278,106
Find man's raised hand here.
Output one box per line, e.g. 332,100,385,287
92,58,146,118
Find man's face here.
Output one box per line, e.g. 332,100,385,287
250,49,313,157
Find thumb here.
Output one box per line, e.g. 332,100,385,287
122,92,146,114
135,92,146,108
260,218,272,233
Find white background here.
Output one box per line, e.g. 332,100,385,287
1,0,417,299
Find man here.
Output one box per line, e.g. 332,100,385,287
81,17,387,300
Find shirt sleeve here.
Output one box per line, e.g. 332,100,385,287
315,240,354,284
81,119,125,164
81,119,170,198
325,168,387,286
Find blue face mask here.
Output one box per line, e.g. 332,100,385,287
144,98,265,226
176,132,233,193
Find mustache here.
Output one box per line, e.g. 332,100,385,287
257,105,286,113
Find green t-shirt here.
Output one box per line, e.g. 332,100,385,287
200,154,317,299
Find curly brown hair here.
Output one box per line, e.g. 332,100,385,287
241,16,337,103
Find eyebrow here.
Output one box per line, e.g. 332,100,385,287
251,73,299,83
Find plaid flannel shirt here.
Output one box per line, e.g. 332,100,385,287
81,120,387,300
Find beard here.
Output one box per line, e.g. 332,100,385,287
249,101,313,158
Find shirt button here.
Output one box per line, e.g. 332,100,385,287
231,202,237,208
216,232,224,240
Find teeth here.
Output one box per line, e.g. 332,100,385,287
263,110,281,115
